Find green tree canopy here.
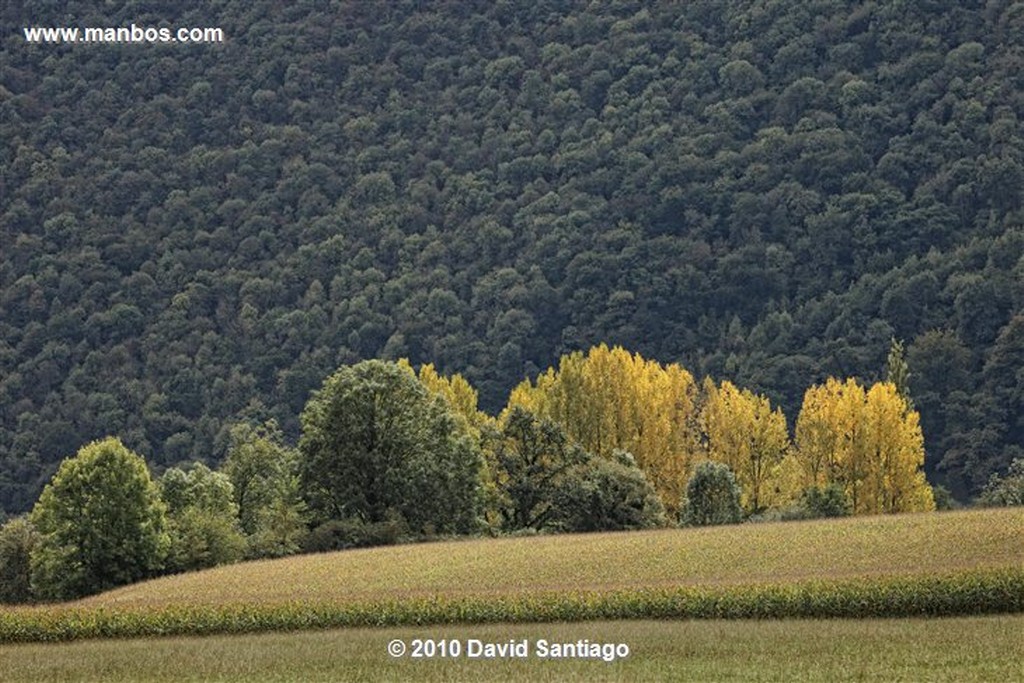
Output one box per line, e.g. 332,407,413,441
680,461,743,527
29,437,169,600
158,462,245,573
552,450,668,533
221,421,306,558
486,406,590,532
298,360,481,535
0,517,39,604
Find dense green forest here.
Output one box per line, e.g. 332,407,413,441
1,0,1022,513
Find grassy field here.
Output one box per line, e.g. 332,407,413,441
1,508,1021,642
70,508,1024,606
2,616,1021,682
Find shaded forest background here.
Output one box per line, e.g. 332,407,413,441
1,0,1022,513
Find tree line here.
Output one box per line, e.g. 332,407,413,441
11,343,1020,605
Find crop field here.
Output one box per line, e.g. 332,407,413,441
2,616,1022,682
1,508,1021,643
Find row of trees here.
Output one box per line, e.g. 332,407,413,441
0,426,305,603
1,345,952,603
506,343,935,517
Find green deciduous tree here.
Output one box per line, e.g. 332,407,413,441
680,461,743,526
159,463,245,573
486,406,589,532
221,421,306,558
299,360,481,536
0,516,39,603
29,437,169,600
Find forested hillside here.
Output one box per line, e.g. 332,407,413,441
2,1,1022,513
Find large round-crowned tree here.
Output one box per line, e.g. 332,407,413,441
299,360,481,535
29,437,169,600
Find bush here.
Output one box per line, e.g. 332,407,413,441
680,462,743,526
800,484,852,518
746,505,813,524
552,451,667,532
747,484,852,523
0,517,39,604
302,512,409,553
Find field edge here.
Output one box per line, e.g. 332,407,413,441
2,567,1021,644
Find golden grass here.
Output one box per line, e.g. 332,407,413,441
2,616,1022,682
72,507,1023,609
0,508,1020,642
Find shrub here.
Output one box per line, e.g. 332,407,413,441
800,483,853,518
746,505,812,523
0,517,39,604
302,511,409,553
552,451,667,532
680,462,743,526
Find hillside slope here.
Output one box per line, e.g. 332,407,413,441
73,508,1022,610
2,1,1022,511
1,509,1021,643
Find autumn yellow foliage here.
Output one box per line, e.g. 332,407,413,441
506,344,699,513
700,379,790,513
793,378,934,513
397,359,492,432
505,346,936,518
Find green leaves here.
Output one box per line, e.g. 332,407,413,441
29,438,168,601
680,462,743,527
158,463,246,573
298,361,482,537
0,517,40,604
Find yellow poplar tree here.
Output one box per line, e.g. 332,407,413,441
861,382,934,513
700,379,790,514
794,377,934,514
398,360,491,432
504,344,699,514
793,378,846,488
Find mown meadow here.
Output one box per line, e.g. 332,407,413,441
1,508,1021,643
2,616,1022,682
